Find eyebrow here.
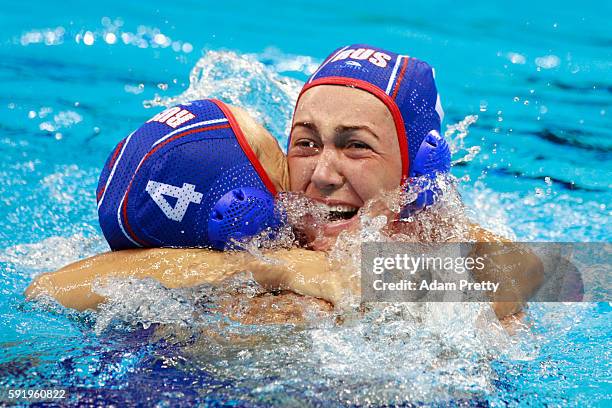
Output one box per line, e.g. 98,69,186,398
335,125,379,140
292,122,379,141
292,121,318,134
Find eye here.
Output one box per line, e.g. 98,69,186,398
289,137,321,157
346,140,372,150
295,139,319,149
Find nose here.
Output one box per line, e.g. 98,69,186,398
310,147,345,193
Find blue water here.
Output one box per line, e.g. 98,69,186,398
0,0,610,406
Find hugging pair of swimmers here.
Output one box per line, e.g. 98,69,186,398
27,43,543,319
96,46,451,251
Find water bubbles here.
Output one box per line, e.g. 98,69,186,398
124,83,145,95
256,47,321,75
523,100,529,105
93,277,196,334
182,42,194,53
19,26,65,46
38,106,52,118
39,122,55,132
544,176,552,186
479,100,488,112
535,55,560,69
143,95,162,108
104,32,117,45
53,21,195,53
53,111,82,127
157,83,168,91
444,115,478,154
153,33,170,47
513,96,520,102
444,115,482,166
28,110,37,119
506,52,527,65
83,31,95,46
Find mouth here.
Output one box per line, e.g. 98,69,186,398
324,204,360,222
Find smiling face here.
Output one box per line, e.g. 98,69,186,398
287,85,403,247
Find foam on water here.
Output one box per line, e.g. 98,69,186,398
0,233,103,275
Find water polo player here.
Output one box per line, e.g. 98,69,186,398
287,44,451,250
97,98,287,250
25,99,301,310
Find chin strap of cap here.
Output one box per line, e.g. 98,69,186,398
207,187,281,250
400,130,451,218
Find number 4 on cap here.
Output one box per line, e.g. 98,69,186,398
145,180,203,222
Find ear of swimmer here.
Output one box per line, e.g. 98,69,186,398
400,130,451,218
207,187,282,250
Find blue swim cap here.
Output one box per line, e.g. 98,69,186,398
295,44,451,211
96,99,280,250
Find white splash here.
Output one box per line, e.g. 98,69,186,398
143,50,303,148
0,233,104,274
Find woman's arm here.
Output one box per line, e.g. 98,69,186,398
250,226,545,319
467,224,544,318
25,248,251,311
246,249,354,306
25,246,347,312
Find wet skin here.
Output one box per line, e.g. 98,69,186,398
288,85,403,250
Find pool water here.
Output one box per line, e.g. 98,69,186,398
1,0,610,406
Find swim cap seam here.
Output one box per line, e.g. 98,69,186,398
391,57,410,100
210,99,278,196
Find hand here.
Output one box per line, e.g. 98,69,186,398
245,249,360,307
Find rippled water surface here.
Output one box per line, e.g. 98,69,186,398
0,1,610,406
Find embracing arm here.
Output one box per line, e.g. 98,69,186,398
25,248,251,311
246,249,353,305
25,246,341,312
251,226,545,319
467,224,544,318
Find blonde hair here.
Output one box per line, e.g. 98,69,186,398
227,105,289,192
